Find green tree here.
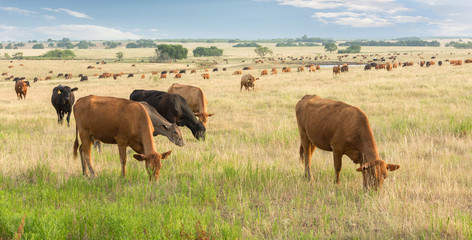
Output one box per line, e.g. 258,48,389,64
5,43,13,49
4,53,10,59
338,44,361,53
0,43,3,49
126,42,139,48
32,43,44,49
13,52,23,59
193,46,223,57
48,43,55,48
116,52,124,61
254,46,272,58
324,42,338,53
75,40,89,49
41,49,75,59
157,44,188,61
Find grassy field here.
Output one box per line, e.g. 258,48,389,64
0,45,472,239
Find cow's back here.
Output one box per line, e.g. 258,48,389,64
296,95,370,151
168,84,206,113
74,95,151,144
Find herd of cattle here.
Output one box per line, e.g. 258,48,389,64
10,53,472,190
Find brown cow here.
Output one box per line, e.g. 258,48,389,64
332,65,341,75
240,74,259,91
295,95,399,190
15,80,30,100
152,71,159,75
271,68,277,75
168,83,214,127
174,73,182,79
260,70,268,76
282,67,291,73
160,73,167,79
386,62,393,71
73,95,172,181
201,73,210,80
190,69,197,74
233,70,242,75
46,76,52,80
141,74,145,79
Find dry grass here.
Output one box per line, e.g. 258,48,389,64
0,45,471,239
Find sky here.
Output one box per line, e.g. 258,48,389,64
0,0,471,41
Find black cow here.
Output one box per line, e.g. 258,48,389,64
364,64,371,71
51,85,78,127
179,70,186,74
129,90,206,140
127,73,134,78
80,76,88,81
438,61,442,66
213,68,218,72
161,71,168,74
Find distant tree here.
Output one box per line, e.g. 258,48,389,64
57,38,74,49
32,43,44,49
48,43,55,48
47,38,53,42
5,43,13,49
233,42,261,47
13,52,23,59
324,42,338,53
126,42,139,48
116,52,124,61
0,43,3,49
154,48,161,61
338,45,361,53
14,42,25,47
193,46,223,57
157,44,188,60
75,40,89,49
103,41,119,49
136,39,158,48
4,53,10,59
41,49,75,59
254,46,272,58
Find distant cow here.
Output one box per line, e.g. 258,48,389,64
364,64,371,70
160,73,167,79
168,83,214,127
128,74,134,78
242,66,253,70
179,70,186,74
201,73,210,80
332,65,341,75
295,95,400,190
282,67,291,73
15,80,30,100
130,90,206,141
213,68,218,72
271,68,277,75
51,85,78,127
73,95,172,181
80,76,88,81
240,74,259,91
260,70,268,76
298,66,305,72
233,70,242,75
340,65,349,72
190,69,197,74
174,73,182,79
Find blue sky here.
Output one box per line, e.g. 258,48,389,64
0,0,470,41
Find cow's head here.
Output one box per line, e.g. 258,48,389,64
57,86,78,105
134,150,172,182
157,123,185,147
191,121,206,141
194,112,214,127
356,159,399,190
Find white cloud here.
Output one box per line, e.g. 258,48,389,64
43,15,56,20
35,24,142,40
43,8,92,19
0,25,35,41
0,7,34,16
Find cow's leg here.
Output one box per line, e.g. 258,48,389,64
299,132,315,181
56,110,62,124
333,151,343,184
79,145,88,175
79,133,95,177
117,143,127,177
66,111,71,127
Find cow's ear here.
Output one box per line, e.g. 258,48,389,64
387,164,400,171
71,87,78,92
207,113,215,117
356,163,371,172
133,154,146,161
160,151,172,160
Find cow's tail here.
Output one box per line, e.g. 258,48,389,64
73,125,79,159
299,144,304,164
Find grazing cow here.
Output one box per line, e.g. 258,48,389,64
57,73,64,77
213,68,218,72
240,74,259,91
34,77,38,83
364,64,371,70
161,71,168,75
15,80,30,100
242,66,253,70
271,68,277,75
46,76,52,80
174,73,182,79
152,71,159,75
160,73,167,79
73,95,172,181
128,74,134,78
80,76,88,81
386,63,393,71
222,68,227,71
179,70,186,74
438,61,442,66
51,85,78,126
190,69,197,74
141,74,145,79
233,70,242,75
1,72,7,76
340,65,349,72
130,90,206,140
201,73,210,80
168,83,214,127
282,67,291,73
260,70,268,76
295,95,400,190
87,66,95,69
332,65,341,75
298,66,305,72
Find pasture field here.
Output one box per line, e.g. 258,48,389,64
0,45,472,239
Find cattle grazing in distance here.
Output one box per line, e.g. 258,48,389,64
438,61,442,66
174,73,182,79
364,64,372,70
168,83,214,127
190,69,197,74
160,73,167,79
233,70,242,75
386,63,393,71
141,74,146,79
80,76,88,81
130,90,206,140
73,95,172,181
271,68,277,75
341,64,349,72
282,67,291,73
222,68,227,71
298,66,305,72
201,73,210,80
240,74,259,91
295,95,400,190
213,68,218,72
260,70,268,76
242,66,253,70
179,70,186,74
128,73,134,78
51,85,78,127
14,80,30,100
